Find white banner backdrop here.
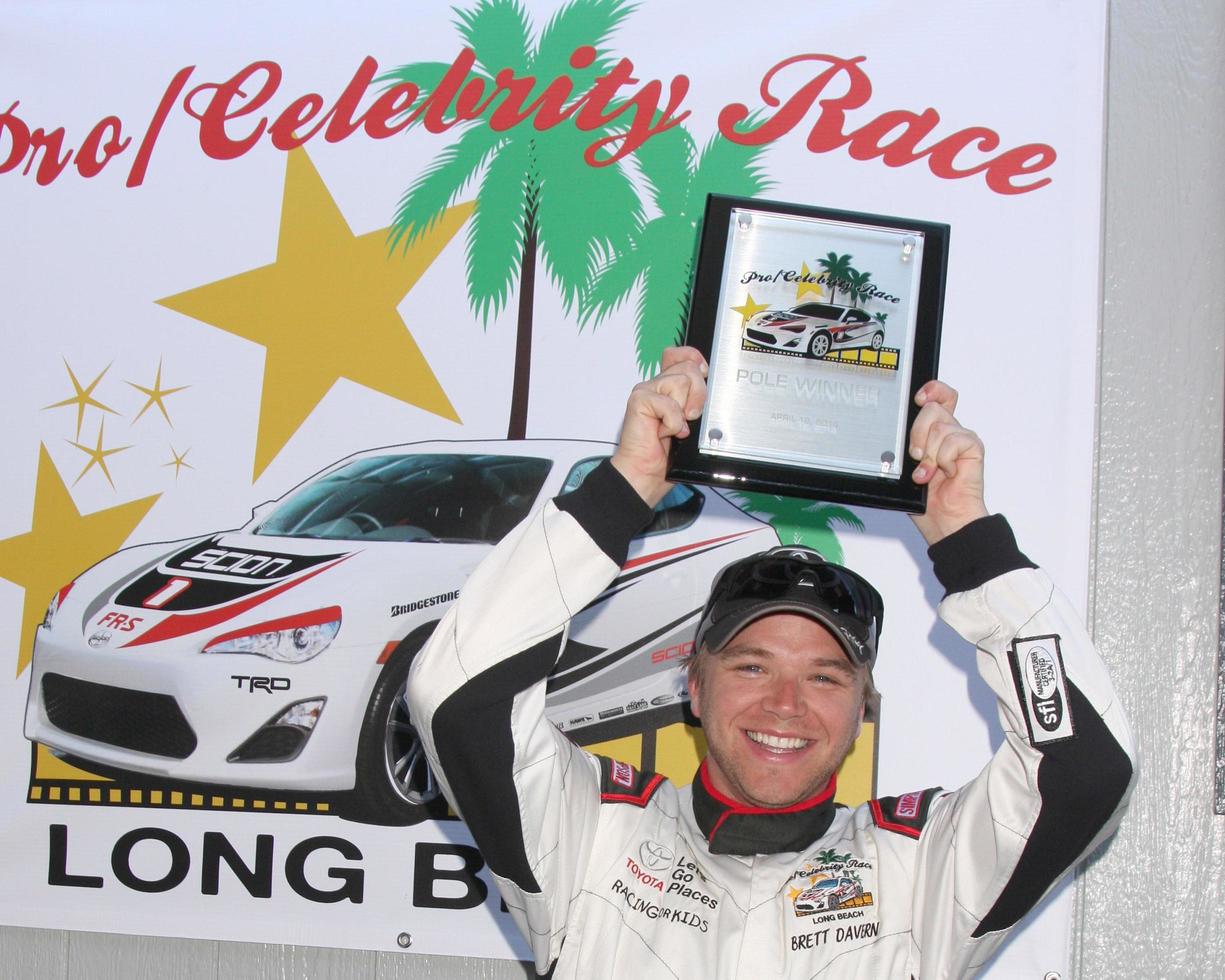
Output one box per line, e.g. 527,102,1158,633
1,1,1106,974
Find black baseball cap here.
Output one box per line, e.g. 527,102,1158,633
694,546,884,669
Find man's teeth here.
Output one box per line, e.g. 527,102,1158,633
746,731,808,750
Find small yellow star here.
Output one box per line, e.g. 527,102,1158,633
796,262,825,301
44,360,119,439
164,445,193,478
128,358,189,426
730,293,772,326
0,445,159,676
66,418,131,488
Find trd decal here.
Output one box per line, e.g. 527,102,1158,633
231,675,291,693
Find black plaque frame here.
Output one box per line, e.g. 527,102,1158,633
669,194,949,513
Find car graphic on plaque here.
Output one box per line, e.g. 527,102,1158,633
23,440,777,825
743,303,885,359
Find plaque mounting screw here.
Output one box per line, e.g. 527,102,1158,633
901,236,916,261
396,932,412,949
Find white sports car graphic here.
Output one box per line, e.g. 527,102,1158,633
744,302,885,359
794,876,864,916
24,440,777,824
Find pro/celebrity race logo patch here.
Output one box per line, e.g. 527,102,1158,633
786,850,879,953
787,850,875,919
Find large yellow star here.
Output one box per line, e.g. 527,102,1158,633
0,445,159,676
44,360,118,439
796,262,825,302
157,148,472,480
730,293,772,326
128,357,189,426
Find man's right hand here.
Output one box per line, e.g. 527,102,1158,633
611,346,708,507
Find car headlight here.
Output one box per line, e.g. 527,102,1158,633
41,582,75,631
203,606,341,663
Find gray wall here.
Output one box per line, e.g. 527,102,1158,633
4,0,1223,976
1076,0,1225,977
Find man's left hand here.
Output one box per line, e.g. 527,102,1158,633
909,380,989,545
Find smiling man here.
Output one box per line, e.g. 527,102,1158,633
406,347,1136,978
694,611,865,808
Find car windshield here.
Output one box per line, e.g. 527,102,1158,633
791,303,844,318
254,453,553,543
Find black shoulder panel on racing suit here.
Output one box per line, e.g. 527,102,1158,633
869,787,943,840
597,755,665,807
431,634,564,894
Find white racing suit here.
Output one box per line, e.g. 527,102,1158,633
407,461,1136,979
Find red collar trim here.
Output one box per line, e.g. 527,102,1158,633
698,759,837,816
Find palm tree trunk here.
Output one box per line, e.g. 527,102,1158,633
507,206,538,440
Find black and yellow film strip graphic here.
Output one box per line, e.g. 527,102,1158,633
28,781,334,815
741,341,901,370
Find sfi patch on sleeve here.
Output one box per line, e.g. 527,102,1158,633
1009,634,1076,746
597,756,665,807
870,788,943,839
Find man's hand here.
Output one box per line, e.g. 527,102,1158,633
611,347,707,507
909,380,989,545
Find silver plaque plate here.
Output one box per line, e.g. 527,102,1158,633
670,196,947,512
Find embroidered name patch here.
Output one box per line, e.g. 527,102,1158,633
1009,634,1076,745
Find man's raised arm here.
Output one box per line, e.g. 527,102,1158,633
898,381,1137,974
404,348,708,972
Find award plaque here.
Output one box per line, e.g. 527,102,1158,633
669,195,948,513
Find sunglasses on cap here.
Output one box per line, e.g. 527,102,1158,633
694,546,884,669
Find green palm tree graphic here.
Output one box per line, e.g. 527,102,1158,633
844,267,873,309
817,251,854,305
383,0,641,438
728,493,864,565
873,311,888,326
383,1,863,566
815,848,852,865
581,120,772,375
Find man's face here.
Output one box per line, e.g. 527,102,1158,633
688,613,866,809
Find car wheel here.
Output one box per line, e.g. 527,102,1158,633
870,331,884,351
808,331,832,358
345,623,447,826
